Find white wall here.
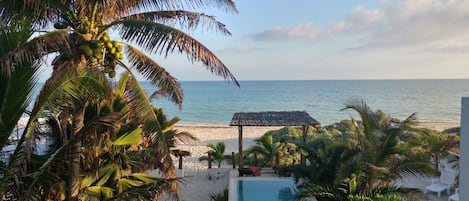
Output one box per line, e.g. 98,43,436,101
460,97,469,198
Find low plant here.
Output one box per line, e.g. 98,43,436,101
348,194,405,201
209,188,229,201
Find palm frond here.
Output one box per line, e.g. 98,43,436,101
132,0,238,13
0,61,39,146
116,20,239,86
1,30,71,77
0,0,61,27
125,44,183,105
120,71,177,190
0,20,39,143
124,10,231,35
342,100,377,140
24,112,123,198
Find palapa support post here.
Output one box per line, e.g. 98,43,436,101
301,125,309,165
178,155,183,169
254,153,258,166
238,125,244,168
208,151,212,169
232,152,236,168
276,152,280,165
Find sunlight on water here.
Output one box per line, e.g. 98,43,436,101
146,79,469,125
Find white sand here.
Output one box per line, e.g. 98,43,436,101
172,122,460,201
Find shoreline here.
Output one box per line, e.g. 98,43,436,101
172,120,460,171
175,120,461,130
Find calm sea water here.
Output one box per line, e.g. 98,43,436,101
143,79,469,126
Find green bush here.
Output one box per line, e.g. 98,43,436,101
348,194,405,201
209,188,229,201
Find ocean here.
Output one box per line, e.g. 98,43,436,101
142,79,469,126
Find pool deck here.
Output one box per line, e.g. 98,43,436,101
228,169,455,201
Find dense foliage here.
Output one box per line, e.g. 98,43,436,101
0,0,238,200
246,101,459,201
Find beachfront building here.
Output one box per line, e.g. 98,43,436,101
460,97,468,199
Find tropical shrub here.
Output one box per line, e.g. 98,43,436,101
209,188,229,201
199,142,232,168
348,194,405,201
294,101,433,200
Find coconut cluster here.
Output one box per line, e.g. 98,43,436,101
54,17,124,78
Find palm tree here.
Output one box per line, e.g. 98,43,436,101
199,142,231,168
342,100,432,196
247,134,276,166
0,19,41,198
411,128,459,174
293,138,360,201
153,107,199,149
1,0,238,199
76,84,173,200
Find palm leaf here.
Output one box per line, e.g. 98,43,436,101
116,19,239,86
0,30,71,77
342,100,377,141
86,186,115,199
117,178,144,193
131,173,160,183
113,127,143,146
119,71,178,192
124,10,231,35
0,20,39,144
125,44,183,105
131,0,238,13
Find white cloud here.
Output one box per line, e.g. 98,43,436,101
251,23,323,41
217,45,264,54
250,0,469,52
250,6,382,41
331,6,383,33
359,0,469,49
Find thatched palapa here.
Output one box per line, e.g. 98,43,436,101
229,111,320,169
229,111,320,126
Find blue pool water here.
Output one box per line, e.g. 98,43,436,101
237,179,297,201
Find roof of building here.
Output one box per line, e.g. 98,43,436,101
229,111,320,126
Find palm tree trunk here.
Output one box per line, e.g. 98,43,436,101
434,154,440,175
68,59,88,201
67,105,84,201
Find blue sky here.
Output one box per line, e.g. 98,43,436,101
149,0,469,81
32,1,467,81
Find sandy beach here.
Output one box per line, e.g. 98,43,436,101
171,121,460,201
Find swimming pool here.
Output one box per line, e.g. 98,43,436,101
229,177,297,201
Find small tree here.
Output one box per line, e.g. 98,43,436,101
199,142,231,168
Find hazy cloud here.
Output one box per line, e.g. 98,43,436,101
251,23,323,41
250,6,382,41
217,45,265,54
365,0,469,48
250,0,469,51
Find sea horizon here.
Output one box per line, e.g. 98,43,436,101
140,79,469,126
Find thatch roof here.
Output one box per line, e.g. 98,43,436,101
229,111,320,126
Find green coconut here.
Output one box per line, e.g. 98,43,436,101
89,40,100,48
92,48,103,59
115,53,123,60
78,44,93,56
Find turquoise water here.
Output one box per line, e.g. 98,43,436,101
146,79,469,125
237,179,297,201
